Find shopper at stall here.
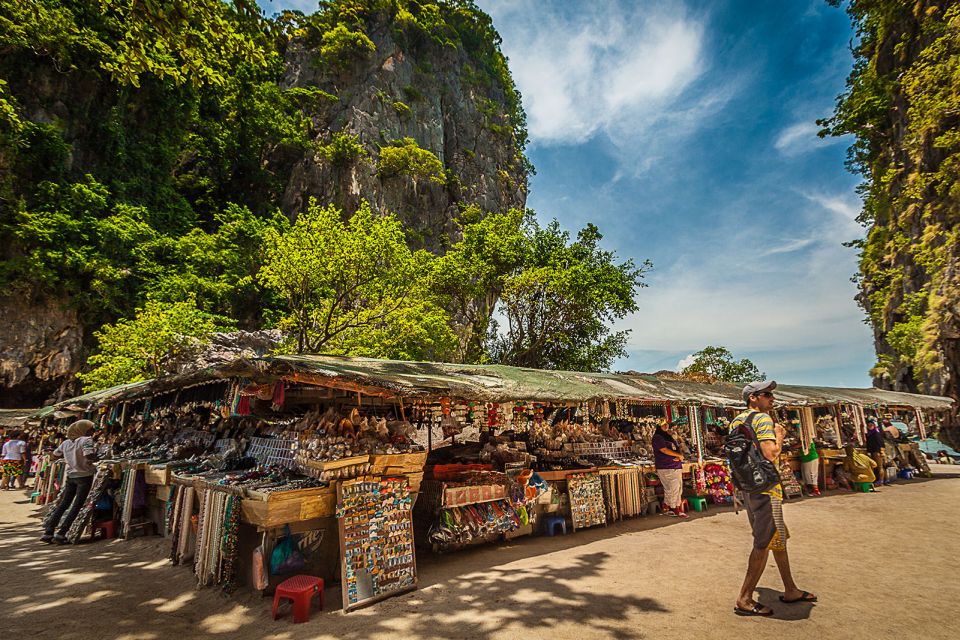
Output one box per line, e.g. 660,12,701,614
865,419,887,486
1,430,28,491
41,420,98,544
799,441,821,496
652,421,688,519
733,381,816,617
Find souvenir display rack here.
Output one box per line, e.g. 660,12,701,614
567,472,606,530
599,467,651,521
337,476,417,612
246,436,297,468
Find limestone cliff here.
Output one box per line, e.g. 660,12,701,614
0,1,528,406
824,1,960,446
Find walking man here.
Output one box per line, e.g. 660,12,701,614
42,420,98,544
733,381,817,616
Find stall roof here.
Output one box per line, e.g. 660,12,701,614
0,408,38,428
39,354,956,415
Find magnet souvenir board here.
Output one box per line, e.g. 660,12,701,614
337,476,417,612
567,472,607,530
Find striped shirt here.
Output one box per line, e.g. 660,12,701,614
731,410,782,500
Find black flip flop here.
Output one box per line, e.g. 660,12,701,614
779,591,817,603
734,604,774,617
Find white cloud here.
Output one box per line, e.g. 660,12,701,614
675,353,696,371
615,186,874,382
802,191,861,224
774,120,842,157
480,0,725,165
758,237,816,257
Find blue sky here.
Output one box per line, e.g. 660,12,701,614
259,1,876,387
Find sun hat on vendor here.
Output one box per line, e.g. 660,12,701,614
65,419,95,439
742,380,777,404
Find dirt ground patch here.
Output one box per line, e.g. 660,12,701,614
3,468,958,640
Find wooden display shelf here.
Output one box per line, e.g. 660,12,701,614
370,451,428,475
537,468,597,482
241,485,337,528
296,454,369,473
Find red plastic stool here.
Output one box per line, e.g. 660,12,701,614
272,575,324,623
91,520,117,540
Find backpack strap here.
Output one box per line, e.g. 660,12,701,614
738,410,768,448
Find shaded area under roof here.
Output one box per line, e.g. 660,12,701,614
40,355,955,416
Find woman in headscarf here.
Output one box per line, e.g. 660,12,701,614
42,420,98,544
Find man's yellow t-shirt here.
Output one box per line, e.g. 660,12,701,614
731,410,783,500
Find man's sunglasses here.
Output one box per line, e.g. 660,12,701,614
757,391,775,398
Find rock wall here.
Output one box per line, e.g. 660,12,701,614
0,296,83,407
278,21,527,252
828,2,960,447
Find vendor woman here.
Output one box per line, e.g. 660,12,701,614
653,421,688,519
799,441,820,496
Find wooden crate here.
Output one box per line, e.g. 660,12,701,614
241,486,336,528
144,466,170,486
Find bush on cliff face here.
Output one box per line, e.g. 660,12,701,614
377,137,446,183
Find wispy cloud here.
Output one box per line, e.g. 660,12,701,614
774,120,842,156
481,0,728,165
758,237,817,257
801,191,862,224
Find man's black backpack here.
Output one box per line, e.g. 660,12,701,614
724,411,782,494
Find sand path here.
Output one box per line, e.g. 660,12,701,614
2,468,958,640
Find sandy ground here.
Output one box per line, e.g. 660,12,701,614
2,468,958,640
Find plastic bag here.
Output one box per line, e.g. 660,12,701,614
270,525,305,575
252,544,268,590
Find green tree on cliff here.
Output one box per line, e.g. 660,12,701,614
258,199,457,360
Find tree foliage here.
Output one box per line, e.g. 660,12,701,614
77,297,230,391
258,199,456,360
486,220,649,372
680,346,764,384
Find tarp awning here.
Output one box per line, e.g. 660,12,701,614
36,354,956,416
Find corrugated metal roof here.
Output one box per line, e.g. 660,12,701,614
39,354,955,414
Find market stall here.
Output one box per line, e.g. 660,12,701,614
25,354,954,609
